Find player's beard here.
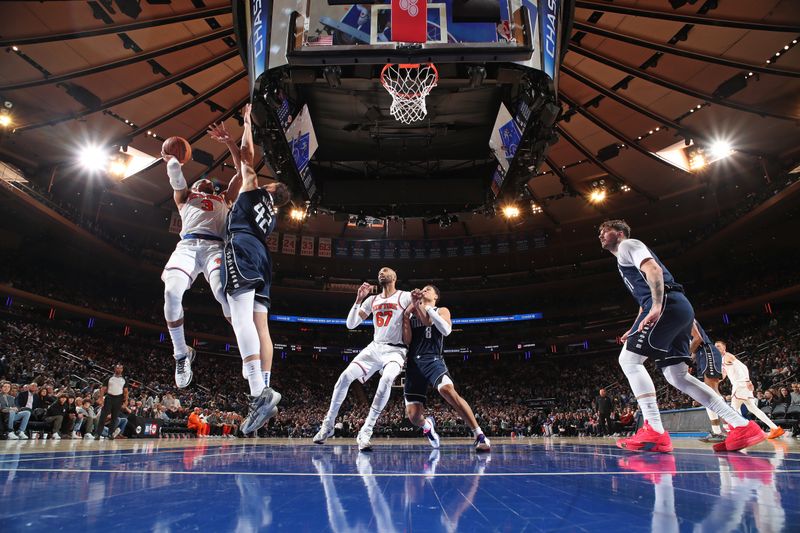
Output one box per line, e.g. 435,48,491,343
378,277,389,288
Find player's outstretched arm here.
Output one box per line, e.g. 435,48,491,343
164,153,189,208
208,121,243,204
239,103,258,193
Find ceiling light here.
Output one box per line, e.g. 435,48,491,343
11,46,19,52
502,205,520,218
78,145,109,171
530,202,543,214
0,113,12,128
589,189,607,203
621,184,631,192
688,152,707,171
708,140,734,160
290,208,306,221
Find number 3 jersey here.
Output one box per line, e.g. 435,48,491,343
179,192,228,238
359,290,413,345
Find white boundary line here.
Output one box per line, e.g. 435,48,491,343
1,467,798,477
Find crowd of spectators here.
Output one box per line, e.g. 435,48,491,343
2,303,798,441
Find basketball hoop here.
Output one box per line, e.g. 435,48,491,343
380,63,438,124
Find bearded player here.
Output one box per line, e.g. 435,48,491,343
314,267,412,451
162,122,241,388
598,219,765,453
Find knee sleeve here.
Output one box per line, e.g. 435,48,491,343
618,348,656,398
163,272,191,322
228,291,260,358
207,269,230,318
661,364,686,389
380,362,402,383
337,364,363,387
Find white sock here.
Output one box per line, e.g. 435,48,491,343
263,371,271,388
472,426,483,438
619,349,664,433
662,364,748,428
423,418,432,431
244,360,265,396
706,408,722,434
639,396,665,433
168,325,188,358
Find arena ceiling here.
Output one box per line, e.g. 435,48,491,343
0,0,798,244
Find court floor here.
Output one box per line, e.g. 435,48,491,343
1,437,797,532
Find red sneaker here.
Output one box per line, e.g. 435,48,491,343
618,453,677,483
713,421,767,452
616,422,673,453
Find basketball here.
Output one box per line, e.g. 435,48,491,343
162,136,192,164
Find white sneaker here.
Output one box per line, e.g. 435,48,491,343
84,433,94,440
357,430,372,452
7,432,18,440
52,433,62,440
474,433,490,452
112,427,122,439
71,432,80,439
17,431,28,440
175,347,196,389
313,423,334,444
423,417,440,449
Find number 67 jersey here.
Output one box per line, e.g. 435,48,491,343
359,290,413,345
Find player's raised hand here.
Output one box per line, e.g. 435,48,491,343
356,282,372,302
207,122,232,143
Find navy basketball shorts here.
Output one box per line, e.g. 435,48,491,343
221,233,272,307
626,291,694,369
696,343,723,379
404,353,451,405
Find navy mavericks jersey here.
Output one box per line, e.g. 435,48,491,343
226,189,277,241
409,309,444,356
616,239,682,309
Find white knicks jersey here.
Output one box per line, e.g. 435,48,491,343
724,357,751,389
359,290,412,344
179,193,228,238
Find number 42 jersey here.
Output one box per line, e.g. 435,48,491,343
226,189,277,242
359,290,413,345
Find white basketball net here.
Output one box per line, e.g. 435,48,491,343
381,63,438,124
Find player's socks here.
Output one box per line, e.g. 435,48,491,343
263,371,271,388
169,325,189,358
707,409,722,434
422,418,433,431
638,396,665,433
244,360,266,396
471,426,484,438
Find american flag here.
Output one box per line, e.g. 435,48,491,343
307,34,333,46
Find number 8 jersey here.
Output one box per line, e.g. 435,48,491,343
359,290,413,344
